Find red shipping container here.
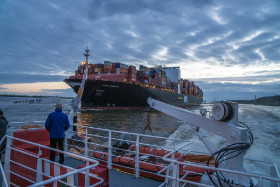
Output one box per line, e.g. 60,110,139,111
104,65,112,69
78,163,109,187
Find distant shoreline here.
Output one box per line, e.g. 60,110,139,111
0,94,73,99
231,95,280,106
1,94,279,106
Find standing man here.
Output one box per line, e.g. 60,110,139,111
45,103,70,164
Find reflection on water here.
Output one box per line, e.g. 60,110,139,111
77,110,184,138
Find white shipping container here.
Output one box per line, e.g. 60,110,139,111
104,61,113,66
120,64,128,68
116,68,120,74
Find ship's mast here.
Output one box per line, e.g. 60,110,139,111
67,47,91,139
84,47,90,63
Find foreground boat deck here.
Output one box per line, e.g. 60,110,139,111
0,154,162,187
63,155,162,187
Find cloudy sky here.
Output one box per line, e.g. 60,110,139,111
0,0,279,102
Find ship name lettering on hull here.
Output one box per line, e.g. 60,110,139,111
96,89,105,92
102,85,119,88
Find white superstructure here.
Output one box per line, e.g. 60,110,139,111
164,67,181,82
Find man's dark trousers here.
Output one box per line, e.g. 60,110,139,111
50,138,64,164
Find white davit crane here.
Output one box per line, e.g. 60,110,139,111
147,97,256,186
67,47,90,138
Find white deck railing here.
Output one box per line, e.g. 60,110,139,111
65,123,280,187
1,134,103,187
0,153,8,187
66,123,192,178
6,121,45,134
157,141,280,187
5,121,280,187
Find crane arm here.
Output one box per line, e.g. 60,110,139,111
147,97,255,186
147,97,248,145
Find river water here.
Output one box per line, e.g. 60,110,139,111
1,96,279,176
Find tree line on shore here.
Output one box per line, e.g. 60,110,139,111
231,95,280,106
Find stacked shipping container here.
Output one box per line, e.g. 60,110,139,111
128,66,137,83
72,62,202,97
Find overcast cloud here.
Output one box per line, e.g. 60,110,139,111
0,0,279,101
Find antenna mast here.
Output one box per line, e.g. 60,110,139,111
84,47,90,63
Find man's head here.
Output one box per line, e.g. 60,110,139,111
55,102,63,109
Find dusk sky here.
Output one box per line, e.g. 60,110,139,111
0,0,279,102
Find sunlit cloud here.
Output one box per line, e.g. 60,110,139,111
179,62,280,85
209,6,226,25
152,46,168,61
242,31,263,43
0,0,279,101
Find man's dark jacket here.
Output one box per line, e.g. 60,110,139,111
45,108,70,139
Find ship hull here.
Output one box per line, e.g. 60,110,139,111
65,79,203,110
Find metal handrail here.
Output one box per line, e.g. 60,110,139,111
71,123,192,142
29,163,103,187
0,159,8,187
7,121,192,147
0,136,8,187
4,135,103,187
7,121,44,131
65,123,195,180
273,163,280,179
7,121,280,186
159,141,280,186
0,136,5,146
6,135,98,162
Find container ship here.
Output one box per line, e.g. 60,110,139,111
64,48,203,109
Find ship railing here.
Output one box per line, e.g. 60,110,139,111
65,123,198,180
7,121,280,186
7,121,45,135
243,158,280,186
0,137,9,187
2,134,103,187
156,141,280,187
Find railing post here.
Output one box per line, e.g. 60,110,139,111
171,141,177,187
270,165,279,187
85,127,88,157
3,137,11,186
165,165,171,186
259,176,263,187
64,135,68,152
107,130,112,169
0,161,8,187
36,149,43,182
135,134,140,178
85,161,90,186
